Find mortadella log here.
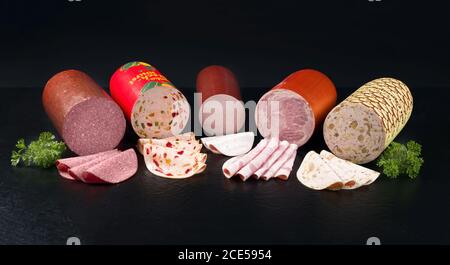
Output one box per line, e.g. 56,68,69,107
196,65,245,136
42,70,126,155
255,69,337,146
323,78,413,164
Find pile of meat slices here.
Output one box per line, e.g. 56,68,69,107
137,132,207,179
56,149,138,184
222,137,298,181
297,150,380,190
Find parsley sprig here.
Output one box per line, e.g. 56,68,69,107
376,140,424,179
11,132,67,168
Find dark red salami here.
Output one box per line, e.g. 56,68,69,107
42,70,126,155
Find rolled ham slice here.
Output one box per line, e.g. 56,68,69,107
274,150,297,180
222,138,268,178
201,132,255,157
252,140,289,179
81,149,138,184
236,137,279,181
261,143,298,180
56,149,118,180
68,150,120,181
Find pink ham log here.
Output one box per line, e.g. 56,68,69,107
261,143,298,180
82,149,137,184
56,150,118,180
252,140,289,179
222,139,268,178
67,150,120,180
236,137,279,181
274,150,297,180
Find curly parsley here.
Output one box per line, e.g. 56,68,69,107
11,132,66,168
376,140,424,179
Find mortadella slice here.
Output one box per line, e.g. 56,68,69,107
296,151,343,190
81,149,138,184
236,137,279,181
252,140,289,179
68,150,120,181
137,132,197,154
261,143,298,180
319,150,380,189
56,149,118,180
143,143,206,179
201,132,255,156
274,150,297,180
222,139,268,178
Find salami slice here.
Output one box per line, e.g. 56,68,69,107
143,143,207,179
42,70,126,155
261,143,298,180
323,78,413,164
197,65,245,136
56,149,118,180
222,138,268,178
201,132,255,156
296,151,343,191
255,69,336,146
81,149,138,184
274,149,297,180
252,140,289,179
68,150,120,181
236,137,279,181
319,150,380,189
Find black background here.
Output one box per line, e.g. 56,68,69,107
1,0,450,245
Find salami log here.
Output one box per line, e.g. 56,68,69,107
323,78,413,164
255,69,336,146
42,70,126,155
110,62,190,138
196,65,245,136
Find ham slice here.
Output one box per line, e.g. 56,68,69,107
274,150,297,180
252,140,289,179
236,137,279,181
81,149,138,184
222,138,268,178
261,143,298,180
201,132,255,156
67,150,120,180
56,150,118,180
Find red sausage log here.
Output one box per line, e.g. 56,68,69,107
42,70,126,155
196,65,245,136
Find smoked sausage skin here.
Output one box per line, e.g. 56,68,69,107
43,70,126,155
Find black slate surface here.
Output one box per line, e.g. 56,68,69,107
0,86,448,245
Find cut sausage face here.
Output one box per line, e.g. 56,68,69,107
255,89,315,147
323,101,385,164
296,151,343,190
199,94,246,136
62,97,126,156
131,86,190,139
201,132,255,157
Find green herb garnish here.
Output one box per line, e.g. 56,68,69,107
376,140,424,179
11,132,67,168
